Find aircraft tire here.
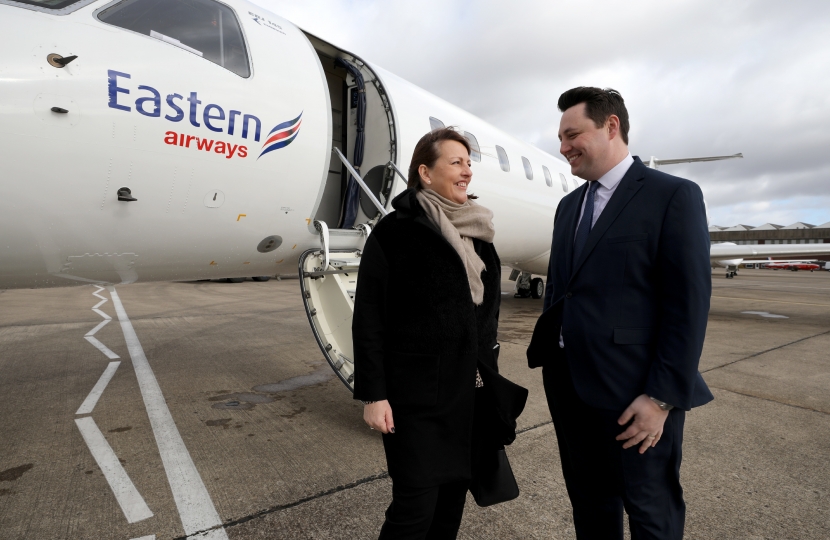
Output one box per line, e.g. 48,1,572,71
251,276,271,282
226,277,245,283
530,278,544,299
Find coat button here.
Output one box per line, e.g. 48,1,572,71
565,292,573,298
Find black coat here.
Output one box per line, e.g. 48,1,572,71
527,157,714,411
352,189,520,488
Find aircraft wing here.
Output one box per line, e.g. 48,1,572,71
654,153,743,166
710,243,830,261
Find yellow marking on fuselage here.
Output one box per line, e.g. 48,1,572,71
237,214,246,221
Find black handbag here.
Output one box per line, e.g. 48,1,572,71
469,448,519,507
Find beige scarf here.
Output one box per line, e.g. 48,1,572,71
416,189,495,305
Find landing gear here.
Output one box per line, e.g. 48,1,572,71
725,271,736,279
251,276,271,282
531,277,544,299
512,271,544,299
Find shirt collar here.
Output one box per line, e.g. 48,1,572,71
595,153,633,191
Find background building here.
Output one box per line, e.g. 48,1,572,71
709,222,830,262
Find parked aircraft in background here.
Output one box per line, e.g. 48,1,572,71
763,259,821,271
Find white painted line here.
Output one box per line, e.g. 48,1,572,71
75,416,153,523
93,298,108,310
131,536,156,540
108,287,228,540
76,361,121,415
85,336,120,359
86,318,110,337
93,285,107,301
741,310,789,319
93,308,112,321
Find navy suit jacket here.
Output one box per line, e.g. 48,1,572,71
527,157,714,411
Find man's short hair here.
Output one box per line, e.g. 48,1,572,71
558,87,630,145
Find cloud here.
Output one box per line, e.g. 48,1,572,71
254,0,830,226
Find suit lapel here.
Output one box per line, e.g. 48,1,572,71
570,160,647,279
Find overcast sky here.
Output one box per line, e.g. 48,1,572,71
255,0,830,227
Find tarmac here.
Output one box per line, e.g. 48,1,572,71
0,268,828,539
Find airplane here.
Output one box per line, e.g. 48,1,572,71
761,259,821,271
3,0,830,393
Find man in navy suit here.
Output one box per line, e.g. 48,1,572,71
527,87,713,539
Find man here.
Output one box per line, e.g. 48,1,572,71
527,87,713,539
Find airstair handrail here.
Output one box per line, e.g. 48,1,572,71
332,147,388,217
387,161,408,185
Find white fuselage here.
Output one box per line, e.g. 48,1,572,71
0,0,574,289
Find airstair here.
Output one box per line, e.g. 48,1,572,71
298,149,407,391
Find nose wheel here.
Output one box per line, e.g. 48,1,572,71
530,277,544,299
512,271,545,299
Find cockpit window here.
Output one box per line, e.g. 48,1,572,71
98,0,250,78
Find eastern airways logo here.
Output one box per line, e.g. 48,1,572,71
259,113,303,159
107,69,300,161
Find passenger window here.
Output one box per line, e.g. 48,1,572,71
495,146,510,172
463,132,481,162
98,0,250,78
429,117,445,131
572,177,580,190
542,166,553,187
559,173,569,192
521,157,533,180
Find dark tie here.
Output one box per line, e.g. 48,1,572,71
573,181,600,266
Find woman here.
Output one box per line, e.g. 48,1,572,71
352,128,509,539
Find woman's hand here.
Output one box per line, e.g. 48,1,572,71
364,400,395,434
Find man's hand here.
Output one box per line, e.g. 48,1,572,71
616,394,669,454
363,400,395,434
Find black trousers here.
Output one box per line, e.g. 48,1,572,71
543,358,686,540
377,479,469,540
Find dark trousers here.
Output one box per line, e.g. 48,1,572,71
378,479,469,540
543,358,686,540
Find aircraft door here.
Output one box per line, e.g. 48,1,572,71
303,34,398,232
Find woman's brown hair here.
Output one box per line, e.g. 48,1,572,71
407,128,476,198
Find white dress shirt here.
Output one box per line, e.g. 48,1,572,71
560,153,634,348
574,153,634,235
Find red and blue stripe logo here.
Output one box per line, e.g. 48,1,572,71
258,112,302,159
